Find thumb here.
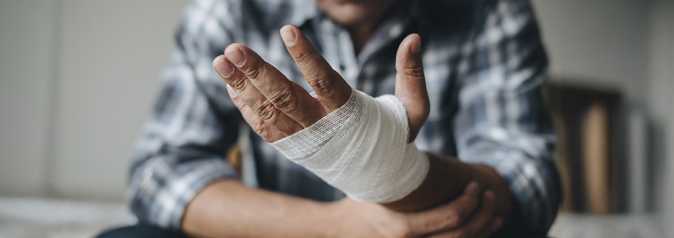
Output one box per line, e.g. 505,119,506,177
395,34,430,143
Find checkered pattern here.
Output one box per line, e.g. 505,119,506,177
127,0,561,236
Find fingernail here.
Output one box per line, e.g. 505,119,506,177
214,58,234,78
410,35,421,54
226,84,237,97
226,47,246,67
484,191,494,204
280,26,297,47
469,182,480,196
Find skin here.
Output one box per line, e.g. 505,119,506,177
182,1,516,237
184,180,501,238
315,0,398,52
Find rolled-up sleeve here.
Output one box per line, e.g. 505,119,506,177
453,0,562,236
126,0,243,228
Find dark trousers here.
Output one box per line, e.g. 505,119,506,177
96,223,191,238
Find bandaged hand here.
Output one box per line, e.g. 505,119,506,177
213,25,431,203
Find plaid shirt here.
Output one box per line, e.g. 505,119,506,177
127,0,561,236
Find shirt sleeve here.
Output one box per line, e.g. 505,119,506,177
453,0,562,236
126,0,243,229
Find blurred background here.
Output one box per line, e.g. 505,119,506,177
0,0,672,237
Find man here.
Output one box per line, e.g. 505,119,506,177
100,0,561,237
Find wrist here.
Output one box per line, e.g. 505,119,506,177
322,199,350,238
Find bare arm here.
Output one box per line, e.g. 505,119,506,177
182,179,500,238
182,180,334,238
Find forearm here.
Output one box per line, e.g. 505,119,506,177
383,152,513,225
182,179,337,238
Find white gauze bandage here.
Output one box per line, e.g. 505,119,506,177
271,88,429,203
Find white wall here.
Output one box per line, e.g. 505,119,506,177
0,0,187,202
0,0,58,197
52,0,188,201
533,0,651,104
648,0,674,235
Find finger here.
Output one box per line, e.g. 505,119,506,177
214,55,303,137
453,191,497,237
280,24,352,111
227,85,285,142
223,43,325,127
473,217,503,238
425,218,501,238
394,34,430,142
407,182,481,235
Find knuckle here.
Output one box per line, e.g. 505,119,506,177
402,64,425,78
270,88,298,112
253,120,271,138
255,101,277,122
228,77,248,91
244,62,265,80
292,51,313,66
308,73,336,95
